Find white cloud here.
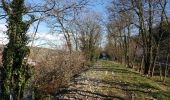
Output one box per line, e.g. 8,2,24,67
33,33,64,41
0,23,7,32
28,32,64,42
28,32,65,47
0,23,65,48
0,24,8,45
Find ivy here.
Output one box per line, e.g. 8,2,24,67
0,0,35,99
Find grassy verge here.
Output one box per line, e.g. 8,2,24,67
84,60,170,100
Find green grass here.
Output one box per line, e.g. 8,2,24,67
151,91,170,100
84,60,170,100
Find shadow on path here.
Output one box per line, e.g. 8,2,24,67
54,63,142,100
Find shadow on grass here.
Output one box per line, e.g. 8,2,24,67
91,67,139,75
56,77,159,99
151,91,170,100
74,77,159,93
55,88,124,100
55,61,170,100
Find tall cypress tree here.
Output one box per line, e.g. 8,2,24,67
1,0,35,99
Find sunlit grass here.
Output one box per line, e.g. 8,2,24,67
83,60,170,100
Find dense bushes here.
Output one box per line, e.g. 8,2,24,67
29,49,87,97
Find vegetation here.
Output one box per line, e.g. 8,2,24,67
0,0,35,99
106,0,170,76
0,0,169,99
56,61,170,99
92,61,170,100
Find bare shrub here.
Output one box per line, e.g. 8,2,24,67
29,48,86,95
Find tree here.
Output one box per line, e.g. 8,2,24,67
131,0,169,75
107,0,170,75
45,0,88,53
152,21,170,77
150,0,170,77
0,0,35,99
107,0,134,66
74,12,101,61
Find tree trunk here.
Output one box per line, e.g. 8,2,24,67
139,56,144,73
159,62,163,81
151,55,157,77
1,0,34,99
151,45,160,77
144,58,150,75
163,53,169,82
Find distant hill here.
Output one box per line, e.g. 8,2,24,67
0,44,3,50
0,45,57,66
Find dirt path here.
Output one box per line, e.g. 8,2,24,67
54,62,132,100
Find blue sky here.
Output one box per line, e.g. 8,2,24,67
1,0,170,48
26,0,110,48
0,0,110,47
31,0,110,32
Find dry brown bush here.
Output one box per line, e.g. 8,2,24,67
29,49,87,95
